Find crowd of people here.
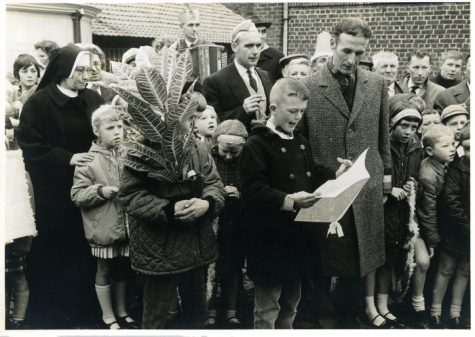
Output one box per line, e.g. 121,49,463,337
4,5,470,332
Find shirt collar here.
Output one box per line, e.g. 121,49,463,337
388,82,395,91
262,43,270,51
467,81,470,92
266,119,293,139
234,60,256,77
327,57,355,80
185,37,199,47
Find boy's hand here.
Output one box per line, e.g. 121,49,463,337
402,177,415,193
224,186,239,198
391,187,407,201
292,191,319,209
243,95,264,115
174,198,209,222
335,157,353,178
70,153,94,166
102,186,119,199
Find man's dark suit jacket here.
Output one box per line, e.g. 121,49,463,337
229,47,285,82
433,80,470,114
203,62,273,133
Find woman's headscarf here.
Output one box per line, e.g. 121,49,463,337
36,45,91,92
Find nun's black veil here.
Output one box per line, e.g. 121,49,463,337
36,45,89,91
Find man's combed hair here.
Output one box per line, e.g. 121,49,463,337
76,43,106,65
13,54,41,80
270,77,310,105
372,51,398,69
421,124,453,148
332,18,372,41
408,49,432,64
459,123,470,143
440,50,463,64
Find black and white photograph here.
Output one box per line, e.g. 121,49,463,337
1,1,472,334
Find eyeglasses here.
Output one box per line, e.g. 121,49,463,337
74,67,93,75
92,61,102,69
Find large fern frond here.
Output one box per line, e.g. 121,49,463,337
168,50,194,110
111,86,165,142
136,67,168,113
135,46,160,69
148,170,178,183
122,140,169,169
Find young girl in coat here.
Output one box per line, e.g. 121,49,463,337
205,120,248,328
71,106,139,330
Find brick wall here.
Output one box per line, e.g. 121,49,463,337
254,2,470,78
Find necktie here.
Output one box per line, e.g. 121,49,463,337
410,85,419,94
275,126,293,138
190,44,194,48
248,70,258,92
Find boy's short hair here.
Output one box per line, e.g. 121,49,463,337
13,54,41,80
91,105,121,131
440,50,463,65
459,123,470,143
270,77,310,105
421,124,453,149
421,109,439,116
212,119,248,143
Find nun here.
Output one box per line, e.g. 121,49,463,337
17,45,105,328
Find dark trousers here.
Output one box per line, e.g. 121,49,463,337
142,266,207,329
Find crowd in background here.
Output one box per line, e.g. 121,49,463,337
4,7,471,332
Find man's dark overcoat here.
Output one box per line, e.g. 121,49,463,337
299,66,392,278
433,80,470,114
203,62,273,133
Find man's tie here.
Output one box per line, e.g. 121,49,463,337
248,70,258,92
275,126,293,138
410,85,419,94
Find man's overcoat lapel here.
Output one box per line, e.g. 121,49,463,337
349,69,369,126
318,66,351,119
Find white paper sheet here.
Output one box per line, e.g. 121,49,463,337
295,148,370,232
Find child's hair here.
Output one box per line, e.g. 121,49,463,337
13,54,41,80
389,100,422,129
421,109,439,116
212,119,248,143
459,123,470,143
421,124,453,149
91,105,121,131
270,77,310,105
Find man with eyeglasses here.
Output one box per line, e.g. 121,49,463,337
76,43,117,103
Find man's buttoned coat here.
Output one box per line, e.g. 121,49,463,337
299,66,392,278
203,62,273,133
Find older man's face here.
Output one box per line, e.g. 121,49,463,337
88,54,102,82
331,33,369,75
374,57,399,85
407,56,431,86
182,19,200,42
285,63,310,80
232,32,262,69
440,58,462,80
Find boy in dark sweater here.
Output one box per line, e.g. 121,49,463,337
240,78,352,329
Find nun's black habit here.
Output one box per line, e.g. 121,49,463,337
17,45,105,328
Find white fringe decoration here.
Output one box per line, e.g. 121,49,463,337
206,217,220,300
5,150,37,244
394,181,419,297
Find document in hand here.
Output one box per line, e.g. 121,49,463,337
294,148,370,238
